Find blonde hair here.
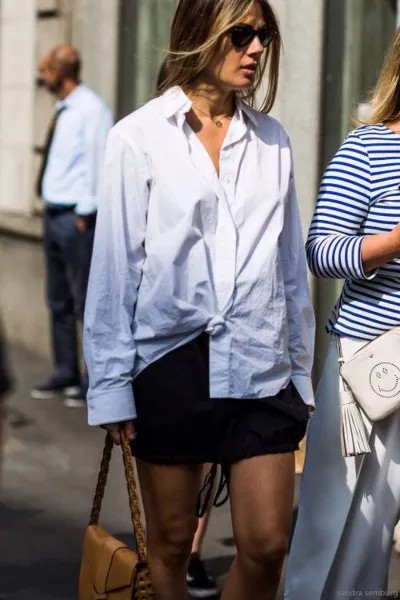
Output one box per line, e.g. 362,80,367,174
359,28,400,125
157,0,281,114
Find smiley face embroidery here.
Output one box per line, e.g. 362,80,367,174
369,362,400,398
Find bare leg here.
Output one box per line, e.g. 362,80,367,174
394,519,400,553
191,463,214,555
295,437,306,475
221,453,295,600
191,511,212,555
186,464,219,596
136,460,204,600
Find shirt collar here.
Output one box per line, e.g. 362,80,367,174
55,83,85,112
236,97,258,129
160,86,258,130
160,86,193,128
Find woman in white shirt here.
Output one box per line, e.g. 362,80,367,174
83,1,315,599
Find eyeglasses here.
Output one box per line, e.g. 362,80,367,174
227,24,275,49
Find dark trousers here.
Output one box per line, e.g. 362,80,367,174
44,209,95,381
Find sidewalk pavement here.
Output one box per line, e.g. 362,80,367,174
1,343,399,599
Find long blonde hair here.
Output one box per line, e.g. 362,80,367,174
359,28,400,125
157,0,281,114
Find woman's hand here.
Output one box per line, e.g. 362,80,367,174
75,217,89,233
362,226,400,273
104,420,136,445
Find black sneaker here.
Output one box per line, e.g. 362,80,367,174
30,375,81,400
187,554,219,598
63,385,86,408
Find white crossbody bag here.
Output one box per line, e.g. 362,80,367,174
337,328,400,457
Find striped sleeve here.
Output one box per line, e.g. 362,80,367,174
306,132,375,280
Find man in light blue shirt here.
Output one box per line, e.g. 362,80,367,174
31,44,113,406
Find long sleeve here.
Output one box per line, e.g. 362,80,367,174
83,128,150,426
75,104,114,216
306,132,376,280
280,170,315,406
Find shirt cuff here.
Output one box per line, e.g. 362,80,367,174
87,385,137,426
75,196,98,216
351,235,379,280
291,374,315,408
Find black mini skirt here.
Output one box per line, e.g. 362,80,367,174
131,333,309,467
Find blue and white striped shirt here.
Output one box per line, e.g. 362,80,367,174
307,125,400,340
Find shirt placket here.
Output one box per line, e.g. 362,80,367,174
181,115,248,340
211,119,249,321
210,148,237,328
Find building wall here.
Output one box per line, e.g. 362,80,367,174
0,0,119,220
71,0,119,113
0,0,36,215
270,0,325,239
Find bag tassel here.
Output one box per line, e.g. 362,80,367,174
336,336,371,458
339,384,371,457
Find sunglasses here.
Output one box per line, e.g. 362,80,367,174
227,24,275,49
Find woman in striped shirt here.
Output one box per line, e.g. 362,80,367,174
285,30,400,599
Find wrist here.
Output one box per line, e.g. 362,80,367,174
75,213,96,230
384,230,400,260
361,231,400,273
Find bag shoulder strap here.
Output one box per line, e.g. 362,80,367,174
89,432,148,563
89,432,112,526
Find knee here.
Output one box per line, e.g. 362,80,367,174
236,529,289,568
148,516,198,567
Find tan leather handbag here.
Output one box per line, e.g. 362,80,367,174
79,432,154,599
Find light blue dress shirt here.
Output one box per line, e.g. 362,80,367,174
42,84,113,215
83,87,315,426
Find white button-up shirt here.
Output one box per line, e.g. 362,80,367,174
42,84,113,215
83,86,315,426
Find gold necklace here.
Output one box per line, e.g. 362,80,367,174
191,104,234,128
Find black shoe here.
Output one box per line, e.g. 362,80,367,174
63,385,86,408
187,554,219,598
30,374,81,400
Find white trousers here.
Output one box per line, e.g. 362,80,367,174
285,336,400,599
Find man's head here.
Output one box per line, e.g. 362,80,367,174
39,44,81,96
